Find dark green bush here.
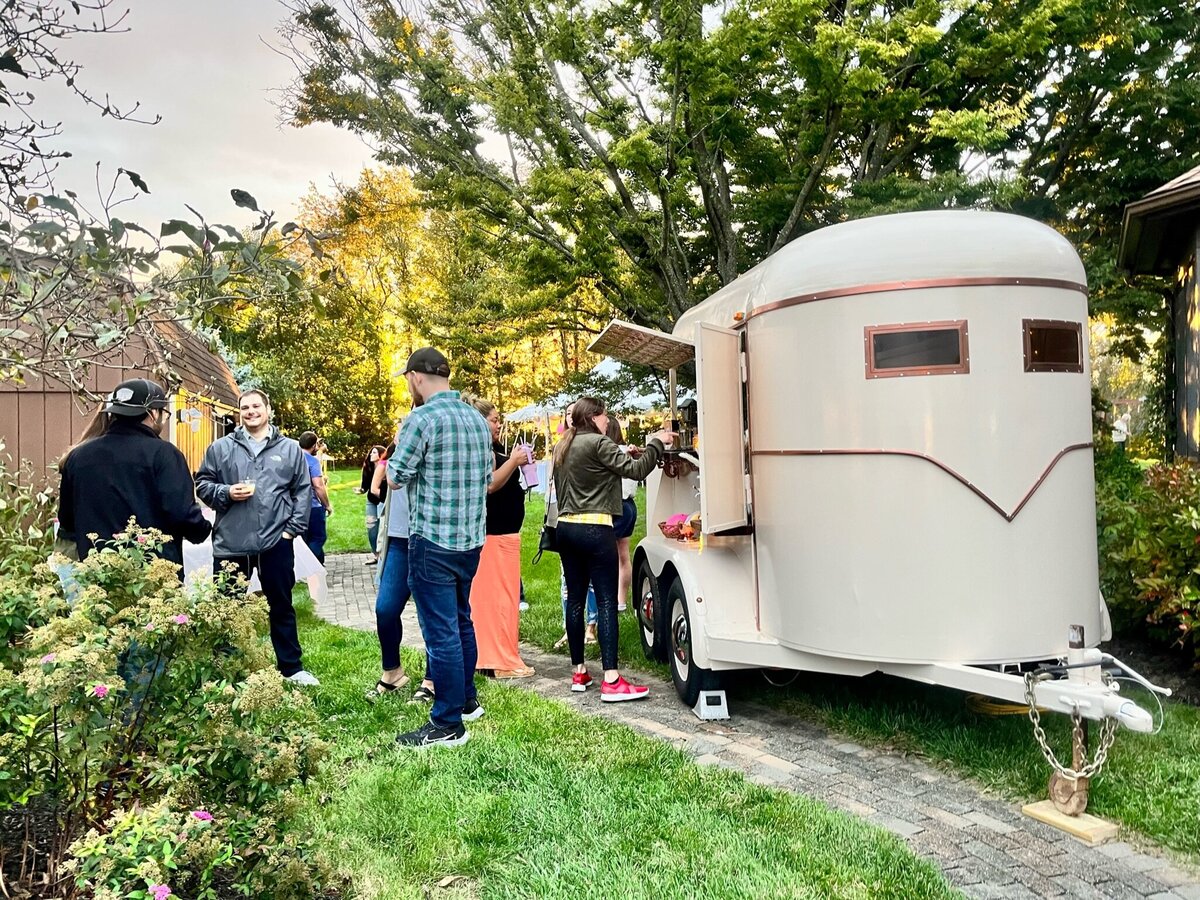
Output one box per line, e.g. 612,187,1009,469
1096,450,1200,664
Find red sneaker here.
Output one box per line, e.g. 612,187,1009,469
600,675,649,702
570,671,593,692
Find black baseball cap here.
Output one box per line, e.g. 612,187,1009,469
105,378,169,417
403,347,451,377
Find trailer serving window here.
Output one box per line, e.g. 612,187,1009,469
865,321,969,378
1023,319,1083,373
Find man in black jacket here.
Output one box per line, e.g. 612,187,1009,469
57,378,212,571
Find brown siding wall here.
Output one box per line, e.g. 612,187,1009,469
0,389,96,476
2,332,238,478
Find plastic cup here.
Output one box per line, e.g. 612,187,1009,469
517,442,539,488
240,478,256,496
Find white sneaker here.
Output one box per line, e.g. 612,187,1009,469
519,601,530,612
286,670,320,686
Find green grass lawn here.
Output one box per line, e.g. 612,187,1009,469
294,598,957,900
514,491,1200,861
324,467,374,555
319,476,1200,861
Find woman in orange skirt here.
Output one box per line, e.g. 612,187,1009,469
467,397,535,678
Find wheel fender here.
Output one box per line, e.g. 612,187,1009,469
670,566,716,671
639,540,720,671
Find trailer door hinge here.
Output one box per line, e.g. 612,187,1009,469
739,351,748,383
744,473,752,503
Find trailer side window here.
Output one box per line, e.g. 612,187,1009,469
1023,320,1083,373
865,321,969,378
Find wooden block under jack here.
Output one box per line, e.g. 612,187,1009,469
1022,800,1120,844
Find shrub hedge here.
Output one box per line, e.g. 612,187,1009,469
1096,448,1200,665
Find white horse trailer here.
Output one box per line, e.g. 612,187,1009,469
590,211,1166,754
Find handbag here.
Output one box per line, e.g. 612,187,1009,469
534,521,557,564
533,462,559,564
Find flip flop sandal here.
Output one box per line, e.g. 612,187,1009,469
365,674,410,700
494,666,536,679
408,685,435,704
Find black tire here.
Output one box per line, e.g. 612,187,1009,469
635,557,668,663
667,578,719,708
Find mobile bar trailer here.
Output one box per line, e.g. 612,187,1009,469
589,211,1169,808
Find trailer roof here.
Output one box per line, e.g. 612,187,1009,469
673,211,1086,342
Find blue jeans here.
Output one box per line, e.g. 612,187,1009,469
376,536,411,671
304,506,327,564
408,535,482,728
366,500,381,555
375,537,432,677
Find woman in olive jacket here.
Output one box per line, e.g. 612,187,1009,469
552,396,675,701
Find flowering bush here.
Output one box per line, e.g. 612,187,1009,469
0,525,333,898
67,799,332,900
0,443,57,663
1096,451,1200,664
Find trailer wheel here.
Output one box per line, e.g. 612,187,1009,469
635,558,667,662
667,578,718,708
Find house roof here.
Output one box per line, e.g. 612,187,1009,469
148,319,240,408
1,249,240,404
1119,162,1200,276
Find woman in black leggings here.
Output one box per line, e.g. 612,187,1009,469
552,397,675,701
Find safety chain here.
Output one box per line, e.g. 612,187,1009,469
1024,672,1119,781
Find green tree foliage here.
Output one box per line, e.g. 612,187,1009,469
1009,0,1200,357
1096,452,1200,664
207,244,398,454
213,166,628,451
404,209,615,407
283,0,1196,337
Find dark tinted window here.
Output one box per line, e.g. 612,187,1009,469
872,329,962,369
1024,320,1083,373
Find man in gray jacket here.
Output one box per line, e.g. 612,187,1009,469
196,388,319,685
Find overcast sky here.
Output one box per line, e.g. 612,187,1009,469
33,0,377,229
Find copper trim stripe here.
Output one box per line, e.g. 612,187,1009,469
750,443,1094,522
746,276,1088,320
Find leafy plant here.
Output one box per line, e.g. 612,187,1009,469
0,525,332,898
1096,451,1200,663
0,442,58,663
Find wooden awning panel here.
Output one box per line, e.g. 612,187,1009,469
588,319,694,369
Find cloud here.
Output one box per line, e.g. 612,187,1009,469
30,0,374,225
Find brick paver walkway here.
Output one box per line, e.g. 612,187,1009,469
317,552,1200,900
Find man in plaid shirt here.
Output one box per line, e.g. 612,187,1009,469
389,347,494,749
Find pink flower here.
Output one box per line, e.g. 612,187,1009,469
136,534,149,544
40,653,56,665
144,622,156,632
92,684,109,699
173,614,190,625
191,809,214,822
149,885,172,900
